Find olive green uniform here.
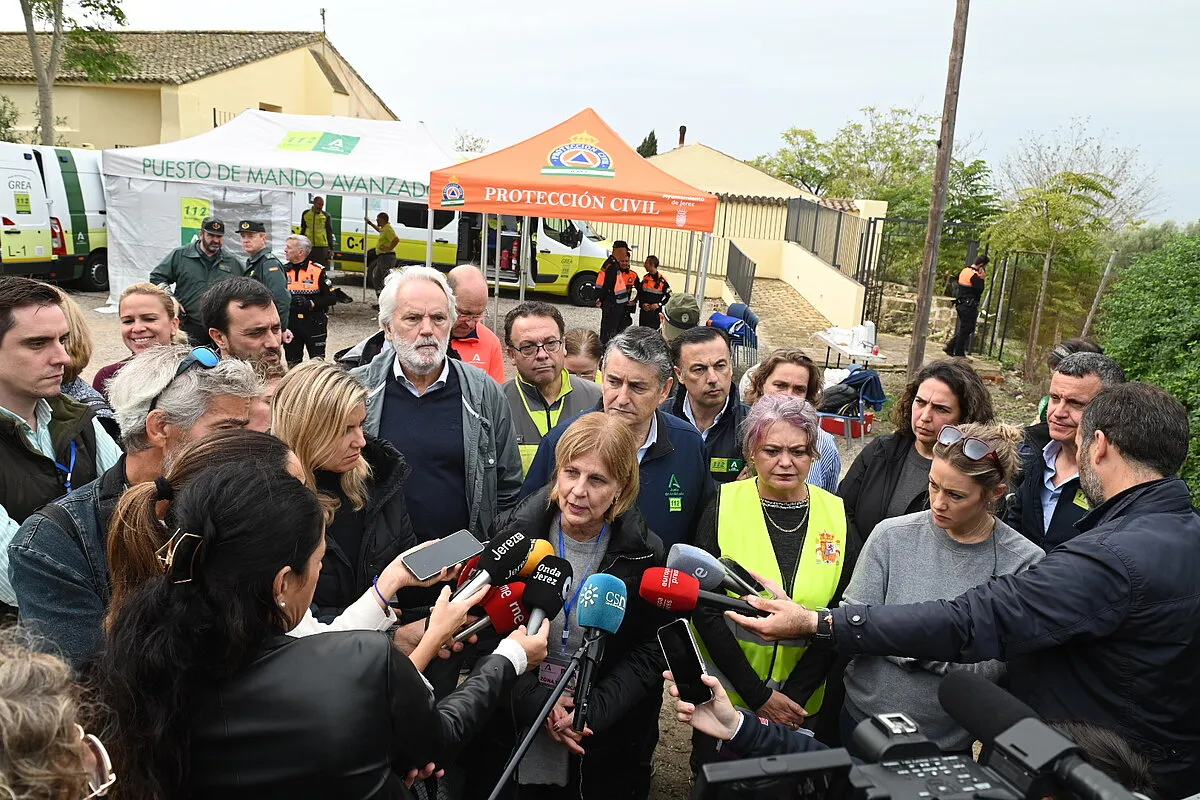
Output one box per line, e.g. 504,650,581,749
149,241,244,344
245,248,291,330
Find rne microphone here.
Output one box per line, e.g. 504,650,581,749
523,555,573,633
638,568,768,617
571,574,627,733
518,539,556,578
667,544,764,599
939,672,1137,800
453,581,527,644
451,531,534,604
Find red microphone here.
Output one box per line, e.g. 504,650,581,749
638,568,767,617
452,581,528,643
457,555,483,589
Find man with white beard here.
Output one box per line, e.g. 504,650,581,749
350,266,522,545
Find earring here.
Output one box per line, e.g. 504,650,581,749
278,600,286,608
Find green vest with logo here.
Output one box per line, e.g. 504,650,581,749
695,478,847,711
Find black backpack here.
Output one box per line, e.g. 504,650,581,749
818,383,860,415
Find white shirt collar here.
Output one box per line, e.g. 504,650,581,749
393,355,450,397
636,412,659,464
681,392,726,441
0,398,51,433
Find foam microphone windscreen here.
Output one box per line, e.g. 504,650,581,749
638,567,701,612
524,555,574,632
518,539,556,578
938,671,1038,745
576,574,627,634
481,581,528,634
666,544,725,592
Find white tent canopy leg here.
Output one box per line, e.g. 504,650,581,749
426,209,434,268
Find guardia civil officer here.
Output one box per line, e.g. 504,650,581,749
237,220,290,331
149,217,243,345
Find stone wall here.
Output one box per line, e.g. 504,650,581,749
877,282,957,341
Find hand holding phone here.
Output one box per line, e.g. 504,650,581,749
401,530,485,582
657,619,714,705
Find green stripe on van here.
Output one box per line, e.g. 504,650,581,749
325,194,343,248
54,148,90,254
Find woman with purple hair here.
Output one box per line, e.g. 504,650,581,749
689,393,853,766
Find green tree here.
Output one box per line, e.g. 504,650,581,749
987,171,1115,381
453,129,488,154
636,130,658,158
748,127,831,195
1099,235,1200,501
0,96,20,143
18,0,134,146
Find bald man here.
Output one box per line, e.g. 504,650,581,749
446,265,506,382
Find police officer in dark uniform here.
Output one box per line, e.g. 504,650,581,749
149,217,243,345
595,240,637,346
238,220,291,332
283,234,336,367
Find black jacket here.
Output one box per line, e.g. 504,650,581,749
189,630,517,799
0,395,99,524
837,432,925,556
1004,441,1089,551
660,385,751,484
726,709,831,759
505,486,668,798
313,436,416,619
830,478,1200,799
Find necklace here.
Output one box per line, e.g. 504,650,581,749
760,498,810,534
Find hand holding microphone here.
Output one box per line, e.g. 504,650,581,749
638,568,769,617
666,544,774,600
452,531,536,603
452,582,527,644
522,555,574,633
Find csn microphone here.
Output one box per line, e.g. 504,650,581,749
667,544,764,599
939,672,1138,800
518,539,556,577
638,568,769,617
452,531,534,603
523,555,573,633
453,581,527,644
570,574,628,733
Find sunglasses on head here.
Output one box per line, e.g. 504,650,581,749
76,724,116,797
148,347,220,411
937,424,1000,467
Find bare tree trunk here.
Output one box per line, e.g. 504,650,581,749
1081,249,1118,339
908,0,971,378
1024,249,1053,383
19,0,64,145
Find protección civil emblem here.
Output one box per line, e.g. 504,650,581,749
541,131,615,178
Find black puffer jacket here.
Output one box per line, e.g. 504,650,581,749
190,630,517,799
838,432,926,556
505,486,668,799
313,436,416,619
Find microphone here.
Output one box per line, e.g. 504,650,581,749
453,581,527,644
939,672,1138,800
638,568,768,617
451,531,534,603
570,574,627,733
518,539,556,577
667,544,764,599
523,555,573,633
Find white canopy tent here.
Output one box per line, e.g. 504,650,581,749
101,109,456,307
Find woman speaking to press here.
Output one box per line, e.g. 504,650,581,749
692,393,854,759
96,464,548,800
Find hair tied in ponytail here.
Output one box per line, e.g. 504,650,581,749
156,528,204,584
154,475,175,501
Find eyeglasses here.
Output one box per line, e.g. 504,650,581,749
937,424,1000,467
455,309,487,322
148,347,220,411
76,724,117,798
513,339,563,358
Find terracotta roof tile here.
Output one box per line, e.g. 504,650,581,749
0,30,322,84
818,198,859,213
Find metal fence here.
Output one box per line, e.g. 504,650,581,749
212,109,239,128
727,242,757,304
784,197,870,277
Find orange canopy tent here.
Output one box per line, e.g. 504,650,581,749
429,108,718,233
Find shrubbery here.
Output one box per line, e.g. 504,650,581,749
1100,235,1200,500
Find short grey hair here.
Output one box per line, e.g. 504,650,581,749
108,345,265,452
603,326,673,387
286,234,312,255
378,265,458,330
1054,352,1126,389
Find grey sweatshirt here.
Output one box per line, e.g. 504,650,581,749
841,510,1043,751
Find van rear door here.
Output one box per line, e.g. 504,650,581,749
393,201,457,265
0,153,53,271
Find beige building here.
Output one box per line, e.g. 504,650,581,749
0,31,395,148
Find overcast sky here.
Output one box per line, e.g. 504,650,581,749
3,0,1195,221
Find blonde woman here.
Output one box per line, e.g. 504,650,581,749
272,360,419,619
92,283,181,398
51,287,118,439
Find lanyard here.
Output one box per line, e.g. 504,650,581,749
519,375,569,437
557,514,608,645
54,440,77,494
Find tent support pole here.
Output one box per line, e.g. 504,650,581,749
493,216,503,333
683,232,696,293
425,208,434,268
362,206,370,302
519,215,530,302
695,232,712,313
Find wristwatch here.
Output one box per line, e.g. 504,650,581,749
812,607,834,642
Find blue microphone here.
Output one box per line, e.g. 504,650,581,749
571,574,627,732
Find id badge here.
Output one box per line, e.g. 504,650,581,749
538,650,576,691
